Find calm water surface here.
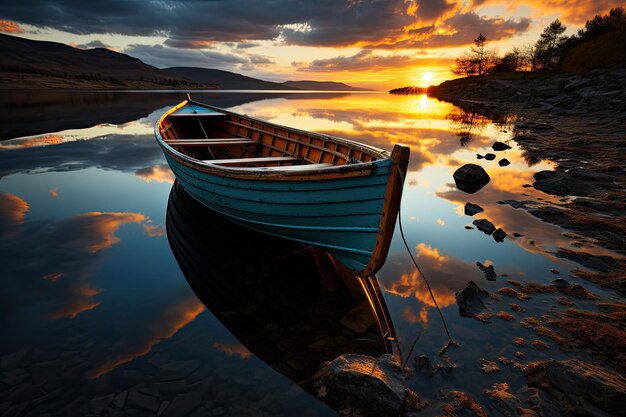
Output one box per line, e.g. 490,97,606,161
0,91,622,416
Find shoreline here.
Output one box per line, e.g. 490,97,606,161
429,70,626,295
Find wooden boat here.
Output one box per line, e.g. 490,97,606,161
155,95,410,277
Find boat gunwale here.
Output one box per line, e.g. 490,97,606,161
154,99,392,181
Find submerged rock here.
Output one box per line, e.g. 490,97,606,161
476,262,497,281
526,359,626,416
453,164,491,194
473,219,496,235
464,202,484,216
492,141,512,151
314,354,406,416
455,281,495,317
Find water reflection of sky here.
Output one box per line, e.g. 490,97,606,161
0,91,622,416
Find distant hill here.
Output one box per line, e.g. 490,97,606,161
282,80,371,91
163,67,293,90
165,68,369,91
0,34,208,89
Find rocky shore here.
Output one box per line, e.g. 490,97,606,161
429,70,626,294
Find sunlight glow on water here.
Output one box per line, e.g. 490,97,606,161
0,91,622,416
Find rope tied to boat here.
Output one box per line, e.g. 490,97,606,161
395,165,460,357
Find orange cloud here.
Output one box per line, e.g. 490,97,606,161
89,297,204,378
0,20,24,33
0,135,64,150
143,222,166,237
135,164,175,184
62,212,146,253
49,283,102,319
213,341,252,359
0,192,29,228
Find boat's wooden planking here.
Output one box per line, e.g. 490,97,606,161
155,99,410,276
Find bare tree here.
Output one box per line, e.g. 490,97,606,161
451,33,492,76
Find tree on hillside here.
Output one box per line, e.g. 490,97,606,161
451,33,493,76
533,20,567,70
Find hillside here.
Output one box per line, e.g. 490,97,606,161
561,21,626,73
0,34,209,89
163,67,292,90
282,80,371,91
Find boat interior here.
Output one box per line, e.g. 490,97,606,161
159,103,383,169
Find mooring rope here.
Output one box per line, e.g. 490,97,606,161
395,165,460,357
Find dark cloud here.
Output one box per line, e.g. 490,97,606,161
124,44,248,68
75,39,112,49
249,54,275,65
413,0,458,22
235,42,261,49
0,0,415,47
0,0,570,52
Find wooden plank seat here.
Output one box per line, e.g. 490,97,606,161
166,139,257,146
257,163,334,171
203,156,301,166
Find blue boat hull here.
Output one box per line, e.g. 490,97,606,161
166,154,393,272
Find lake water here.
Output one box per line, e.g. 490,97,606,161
0,91,622,416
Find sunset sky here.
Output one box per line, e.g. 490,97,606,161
0,1,622,88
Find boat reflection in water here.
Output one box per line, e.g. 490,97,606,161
166,181,396,391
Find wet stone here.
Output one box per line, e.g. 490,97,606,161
473,219,496,235
113,390,128,408
464,225,474,230
492,141,512,151
1,351,27,371
550,269,560,275
128,386,159,412
464,202,484,216
551,278,569,286
498,158,511,167
91,394,115,415
157,360,201,381
493,228,507,242
484,153,496,160
455,281,496,317
453,164,491,194
162,391,202,417
476,262,497,281
314,354,406,417
1,369,29,386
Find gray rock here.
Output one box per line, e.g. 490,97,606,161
453,164,491,194
157,360,201,381
473,219,496,235
476,262,497,281
1,351,27,370
498,158,511,167
455,281,494,317
162,391,202,417
492,142,512,151
527,360,626,416
551,278,570,287
91,394,115,415
128,386,159,412
113,390,128,408
493,228,507,242
315,354,406,417
464,202,484,216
